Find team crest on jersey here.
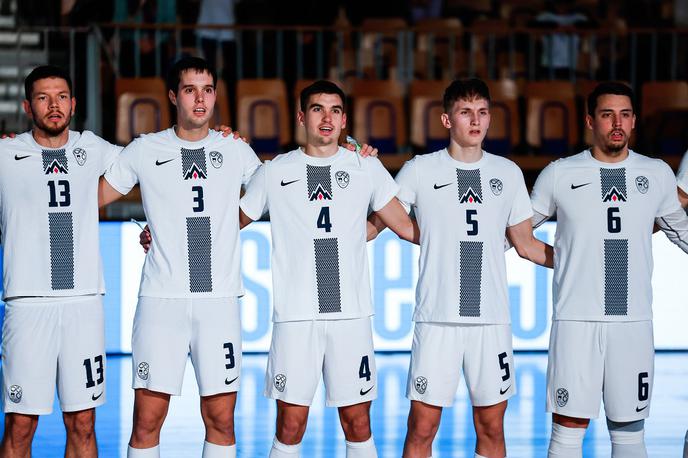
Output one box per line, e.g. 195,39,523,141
556,388,569,407
209,151,223,169
137,362,150,380
489,178,503,196
181,147,208,180
274,374,287,392
600,168,627,202
307,165,333,201
335,170,350,188
635,176,649,194
414,376,428,394
72,148,87,166
8,385,22,403
457,169,483,204
42,149,68,174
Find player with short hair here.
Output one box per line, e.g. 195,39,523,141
239,80,417,458
531,82,688,458
0,65,121,457
385,78,553,458
99,56,259,458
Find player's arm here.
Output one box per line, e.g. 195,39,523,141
98,176,126,207
371,197,420,244
656,209,688,254
506,217,554,268
678,186,688,209
239,208,254,229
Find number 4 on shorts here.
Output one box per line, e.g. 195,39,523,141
359,355,371,381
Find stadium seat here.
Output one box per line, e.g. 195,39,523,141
351,79,406,153
525,81,577,155
236,79,290,154
115,77,170,145
409,80,451,152
485,79,520,155
641,81,688,154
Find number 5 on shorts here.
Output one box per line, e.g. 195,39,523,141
498,352,510,381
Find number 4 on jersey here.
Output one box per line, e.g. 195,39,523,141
317,206,332,232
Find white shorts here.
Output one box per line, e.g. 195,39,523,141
546,320,654,422
2,295,106,415
406,322,515,407
264,317,376,407
132,297,242,397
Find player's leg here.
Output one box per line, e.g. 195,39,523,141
129,298,191,455
59,296,107,457
683,430,688,458
1,299,60,455
190,298,243,457
603,321,654,458
324,318,378,457
265,321,323,456
546,321,603,458
463,324,516,458
403,322,463,457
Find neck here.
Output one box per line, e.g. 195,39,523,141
175,123,209,142
32,128,69,149
590,145,629,163
447,142,483,163
303,142,339,158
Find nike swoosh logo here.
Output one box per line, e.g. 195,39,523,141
14,155,29,160
91,392,103,401
281,179,300,186
570,183,591,190
155,158,176,166
635,405,648,412
434,182,453,190
360,386,374,396
225,376,239,385
500,385,511,395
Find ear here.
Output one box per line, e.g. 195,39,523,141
631,113,636,130
168,89,177,107
297,111,304,126
22,100,32,118
70,96,76,116
440,112,451,129
341,113,347,130
584,114,593,130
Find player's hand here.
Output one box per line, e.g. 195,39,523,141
357,143,378,157
1,132,17,139
343,135,378,157
139,225,151,253
216,125,248,144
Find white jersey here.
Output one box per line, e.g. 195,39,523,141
104,128,260,298
240,147,399,322
531,149,682,321
396,149,533,324
678,150,688,193
0,131,120,299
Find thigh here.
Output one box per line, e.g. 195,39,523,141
2,299,60,415
132,297,191,395
264,321,323,406
406,322,463,408
190,297,242,397
58,296,106,412
464,324,516,407
603,321,654,422
546,321,603,419
324,317,376,407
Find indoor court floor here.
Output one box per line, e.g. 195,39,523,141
3,352,687,457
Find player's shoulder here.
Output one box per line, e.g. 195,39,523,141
0,131,32,150
262,148,300,170
628,150,672,173
483,152,522,173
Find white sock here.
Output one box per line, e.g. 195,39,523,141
683,430,688,458
269,436,301,457
345,436,377,458
202,441,237,458
474,454,489,458
547,423,586,457
127,445,160,458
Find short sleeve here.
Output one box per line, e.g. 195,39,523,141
240,163,268,220
367,157,400,211
530,161,557,217
657,161,683,218
677,151,688,193
394,158,418,209
103,141,140,195
100,141,123,175
507,165,534,226
235,139,261,186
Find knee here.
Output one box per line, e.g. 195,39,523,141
4,414,38,444
474,417,504,444
132,407,165,437
203,410,235,437
276,415,307,445
408,415,439,445
340,414,372,442
64,410,96,440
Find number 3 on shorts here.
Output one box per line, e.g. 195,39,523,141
359,355,371,381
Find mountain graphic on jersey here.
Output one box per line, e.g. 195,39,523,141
42,149,68,175
600,168,627,202
456,169,483,204
307,165,333,201
181,147,208,180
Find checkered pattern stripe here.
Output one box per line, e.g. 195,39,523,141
604,239,628,315
42,149,68,174
48,212,74,290
314,237,342,314
459,241,483,317
456,169,483,202
186,216,213,293
181,147,207,178
600,168,627,200
307,165,332,198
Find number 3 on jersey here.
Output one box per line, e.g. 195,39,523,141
317,206,332,232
